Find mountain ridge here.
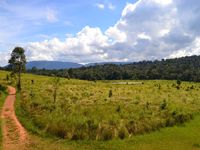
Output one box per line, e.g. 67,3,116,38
26,61,83,69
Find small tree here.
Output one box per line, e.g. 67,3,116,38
176,79,181,89
63,70,70,80
8,47,26,90
177,80,181,86
109,89,112,98
52,76,60,103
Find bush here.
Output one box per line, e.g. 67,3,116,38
0,84,6,92
97,124,114,141
118,127,128,139
116,105,121,113
177,80,181,86
109,89,112,97
160,99,167,110
173,113,193,124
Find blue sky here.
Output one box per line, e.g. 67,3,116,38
0,0,134,46
0,0,200,65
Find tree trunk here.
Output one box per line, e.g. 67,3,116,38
18,64,21,91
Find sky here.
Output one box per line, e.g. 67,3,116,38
0,0,200,66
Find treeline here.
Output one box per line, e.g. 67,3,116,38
2,55,200,82
68,55,200,81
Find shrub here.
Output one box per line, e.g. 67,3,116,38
46,122,67,138
177,80,181,86
118,127,128,139
109,89,113,97
160,99,167,110
97,124,114,141
116,105,121,113
173,113,193,124
0,84,6,92
87,120,98,139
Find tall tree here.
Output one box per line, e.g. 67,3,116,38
9,47,26,90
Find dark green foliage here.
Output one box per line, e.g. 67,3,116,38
109,89,112,97
0,84,6,92
6,74,9,82
100,127,113,140
8,47,26,90
177,80,181,86
116,105,121,113
26,55,200,82
160,99,167,110
118,127,128,139
193,143,200,148
146,101,150,110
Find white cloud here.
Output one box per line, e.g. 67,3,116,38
137,33,151,40
2,0,200,65
0,51,10,66
122,1,141,17
95,2,116,11
26,26,109,62
95,3,105,9
169,38,200,58
152,0,172,6
25,0,200,63
106,26,127,43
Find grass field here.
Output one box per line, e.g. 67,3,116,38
1,70,200,149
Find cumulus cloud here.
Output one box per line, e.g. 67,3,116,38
0,51,10,66
26,26,109,63
19,0,200,63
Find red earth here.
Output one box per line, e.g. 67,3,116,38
1,86,29,150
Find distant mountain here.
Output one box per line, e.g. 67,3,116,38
26,61,83,70
26,61,132,70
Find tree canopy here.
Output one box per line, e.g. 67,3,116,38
8,47,26,90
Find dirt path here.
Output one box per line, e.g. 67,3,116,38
1,86,29,150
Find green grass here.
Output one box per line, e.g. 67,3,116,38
19,115,200,150
0,71,8,149
1,70,200,149
0,92,6,149
17,73,200,140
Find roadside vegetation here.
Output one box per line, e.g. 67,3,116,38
0,74,8,149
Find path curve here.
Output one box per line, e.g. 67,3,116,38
1,86,29,150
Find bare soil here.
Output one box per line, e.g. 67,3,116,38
1,86,29,150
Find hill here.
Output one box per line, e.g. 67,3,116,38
26,61,83,69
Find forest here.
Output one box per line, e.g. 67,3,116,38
6,55,199,82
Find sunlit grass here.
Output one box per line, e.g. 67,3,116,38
1,70,200,149
12,72,200,140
